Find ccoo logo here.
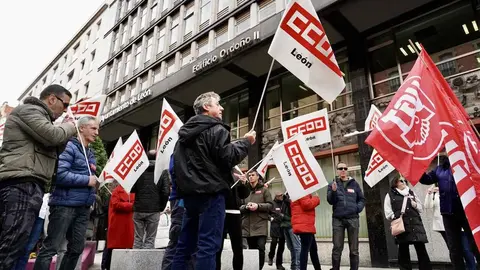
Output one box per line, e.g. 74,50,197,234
114,141,143,180
285,140,318,190
70,102,100,117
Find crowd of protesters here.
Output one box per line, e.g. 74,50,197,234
0,86,478,270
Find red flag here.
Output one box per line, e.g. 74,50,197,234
365,53,445,185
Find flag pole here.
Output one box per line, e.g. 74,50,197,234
407,39,480,138
330,140,336,180
231,157,268,189
251,59,275,131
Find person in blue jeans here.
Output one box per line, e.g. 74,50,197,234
171,92,255,270
34,116,99,270
461,231,477,270
12,194,50,270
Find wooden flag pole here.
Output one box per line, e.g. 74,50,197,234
407,39,480,138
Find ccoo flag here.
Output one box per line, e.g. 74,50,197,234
268,0,345,103
98,138,123,184
281,108,331,147
69,95,107,120
256,141,279,178
154,99,183,184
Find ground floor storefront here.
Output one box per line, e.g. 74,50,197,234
99,0,480,266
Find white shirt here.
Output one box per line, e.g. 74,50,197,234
384,187,422,220
38,193,50,219
424,189,445,231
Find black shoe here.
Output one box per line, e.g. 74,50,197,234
268,258,273,266
276,265,286,270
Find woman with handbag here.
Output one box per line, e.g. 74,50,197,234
384,172,432,270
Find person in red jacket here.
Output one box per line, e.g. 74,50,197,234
104,183,135,270
291,194,322,270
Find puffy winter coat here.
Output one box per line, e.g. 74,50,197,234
240,182,273,237
291,194,320,234
49,137,96,207
108,185,135,249
131,160,170,213
327,177,365,219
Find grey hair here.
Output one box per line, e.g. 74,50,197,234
193,92,220,115
77,116,97,127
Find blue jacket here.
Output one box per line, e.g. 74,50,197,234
49,137,96,207
327,177,365,219
420,164,461,215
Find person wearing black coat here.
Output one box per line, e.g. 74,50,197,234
268,192,286,270
384,171,431,270
131,150,170,249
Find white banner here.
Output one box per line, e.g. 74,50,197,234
154,99,183,184
256,141,279,178
267,0,345,103
281,109,330,147
69,95,106,120
364,104,382,132
364,149,394,188
98,138,123,184
272,133,328,201
106,130,149,193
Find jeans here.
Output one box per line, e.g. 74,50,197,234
12,216,45,270
133,212,161,249
298,233,321,270
268,236,285,267
247,236,267,270
0,182,43,270
283,227,301,270
461,231,477,270
398,243,432,270
216,213,243,270
34,206,90,270
331,217,360,270
443,210,480,270
172,194,226,270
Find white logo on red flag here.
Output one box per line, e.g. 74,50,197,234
69,95,106,119
268,0,345,104
98,138,123,184
272,133,328,201
281,109,330,147
364,105,382,131
106,130,149,193
154,99,183,184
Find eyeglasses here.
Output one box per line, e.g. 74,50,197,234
399,180,406,184
337,167,348,171
54,95,70,109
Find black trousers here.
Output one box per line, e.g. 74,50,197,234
268,236,285,267
398,243,432,270
299,233,321,270
216,213,244,270
247,236,267,270
443,210,480,270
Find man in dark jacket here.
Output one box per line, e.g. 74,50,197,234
240,171,273,270
0,85,76,270
280,193,301,270
327,162,365,270
34,116,99,270
171,92,255,270
268,192,286,270
131,150,170,249
420,156,480,269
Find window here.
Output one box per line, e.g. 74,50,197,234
72,43,80,61
120,89,127,103
89,50,96,72
66,70,74,89
125,51,132,76
115,59,123,82
135,43,142,69
151,3,158,21
121,24,128,45
161,0,169,12
197,37,209,56
121,0,129,16
42,76,47,85
235,11,250,34
85,31,91,50
112,31,119,51
166,58,176,75
258,0,276,22
130,82,137,96
220,92,249,140
84,82,90,96
153,66,162,83
183,3,194,39
131,16,138,38
128,0,134,10
181,48,192,66
52,65,58,82
170,15,179,47
145,35,153,62
141,76,149,90
215,25,228,46
63,55,68,69
107,65,114,88
96,20,102,40
157,25,166,55
140,6,148,29
200,0,211,26
80,59,85,71
217,0,230,16
72,90,79,103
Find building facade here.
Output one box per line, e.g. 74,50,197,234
17,0,119,103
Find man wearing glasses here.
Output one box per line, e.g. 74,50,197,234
0,85,76,270
327,162,365,270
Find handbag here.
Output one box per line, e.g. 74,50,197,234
391,195,409,236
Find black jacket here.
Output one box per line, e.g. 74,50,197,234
131,160,170,213
270,198,283,238
327,177,365,219
174,115,250,197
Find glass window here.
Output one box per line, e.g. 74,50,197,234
215,25,228,46
200,0,211,24
157,26,166,55
115,59,123,82
170,15,180,46
130,82,137,96
89,50,95,72
122,24,128,45
181,49,192,66
197,38,209,56
218,0,230,12
167,59,176,75
135,43,142,69
120,89,127,102
151,3,158,21
145,35,153,62
264,82,281,130
140,6,148,29
131,16,137,38
72,43,79,61
85,31,90,50
125,51,132,76
331,57,353,110
107,65,114,88
154,66,162,83
184,3,195,37
258,0,276,22
96,20,102,40
121,0,129,17
141,76,149,90
162,0,169,12
369,41,399,97
221,92,249,140
112,31,119,51
235,11,250,34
